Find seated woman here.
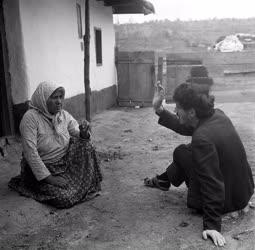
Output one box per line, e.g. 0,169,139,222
9,81,102,208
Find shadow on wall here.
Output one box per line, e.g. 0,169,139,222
64,85,117,120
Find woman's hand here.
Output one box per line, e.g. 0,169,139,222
43,175,68,188
152,81,165,112
79,120,91,139
202,230,226,247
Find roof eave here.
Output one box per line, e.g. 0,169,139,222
99,0,155,15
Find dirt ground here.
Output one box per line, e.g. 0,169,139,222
0,91,255,250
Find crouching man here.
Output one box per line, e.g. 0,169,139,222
144,82,254,247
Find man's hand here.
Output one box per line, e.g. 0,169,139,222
152,81,165,112
202,230,226,247
43,175,68,188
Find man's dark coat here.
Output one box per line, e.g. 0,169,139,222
158,108,254,231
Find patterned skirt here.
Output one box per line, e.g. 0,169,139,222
8,138,102,208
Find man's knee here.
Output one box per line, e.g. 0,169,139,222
168,144,193,187
173,144,191,161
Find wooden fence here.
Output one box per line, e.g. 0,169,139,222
116,50,255,106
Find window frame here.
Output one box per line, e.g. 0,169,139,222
76,3,83,39
94,27,103,66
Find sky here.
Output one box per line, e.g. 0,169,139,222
114,0,255,24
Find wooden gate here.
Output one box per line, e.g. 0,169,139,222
116,51,157,107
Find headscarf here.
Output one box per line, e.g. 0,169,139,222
30,81,65,134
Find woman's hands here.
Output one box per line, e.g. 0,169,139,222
152,81,165,112
202,229,226,247
79,120,91,139
43,175,68,188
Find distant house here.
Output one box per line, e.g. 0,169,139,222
0,0,154,136
214,33,255,52
214,35,244,52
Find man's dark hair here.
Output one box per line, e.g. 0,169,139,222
173,82,215,119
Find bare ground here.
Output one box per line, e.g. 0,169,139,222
0,92,255,250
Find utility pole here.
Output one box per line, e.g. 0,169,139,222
84,0,91,121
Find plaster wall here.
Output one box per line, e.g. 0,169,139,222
90,0,116,91
15,0,116,100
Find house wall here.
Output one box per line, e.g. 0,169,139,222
4,0,116,102
90,0,116,91
19,0,85,99
18,0,116,99
3,0,117,132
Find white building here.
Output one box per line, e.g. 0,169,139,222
0,0,154,136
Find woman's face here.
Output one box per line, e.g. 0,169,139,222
46,88,64,115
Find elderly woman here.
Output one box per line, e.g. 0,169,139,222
9,81,102,208
145,82,254,247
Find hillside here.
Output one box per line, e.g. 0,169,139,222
115,18,255,52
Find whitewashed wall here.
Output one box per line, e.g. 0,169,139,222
5,0,116,102
90,0,116,91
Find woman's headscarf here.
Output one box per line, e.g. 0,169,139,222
30,81,65,133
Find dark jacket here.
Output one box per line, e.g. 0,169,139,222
158,108,254,232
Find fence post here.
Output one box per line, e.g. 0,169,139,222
157,56,167,91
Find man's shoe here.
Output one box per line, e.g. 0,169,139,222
144,176,170,191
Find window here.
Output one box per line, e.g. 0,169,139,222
95,28,102,65
76,3,82,39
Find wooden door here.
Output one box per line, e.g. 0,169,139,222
116,51,156,107
0,0,12,136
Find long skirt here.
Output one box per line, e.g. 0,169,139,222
8,137,102,208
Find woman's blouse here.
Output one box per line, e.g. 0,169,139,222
20,109,80,181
